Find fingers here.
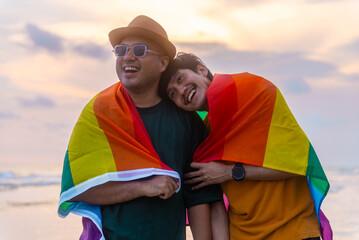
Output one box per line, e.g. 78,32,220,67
191,181,209,190
143,175,176,198
190,162,204,169
184,170,203,179
184,176,203,185
158,181,177,199
184,162,207,178
159,190,175,199
168,177,179,193
155,175,178,199
185,176,211,190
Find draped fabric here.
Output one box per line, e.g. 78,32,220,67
58,82,180,239
193,73,332,239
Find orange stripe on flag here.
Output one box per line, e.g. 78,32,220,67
94,83,163,171
221,73,277,165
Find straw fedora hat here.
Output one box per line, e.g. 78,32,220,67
109,15,176,59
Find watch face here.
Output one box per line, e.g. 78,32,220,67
232,164,245,181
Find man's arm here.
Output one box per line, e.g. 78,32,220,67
184,161,298,190
210,201,229,240
187,203,212,240
70,175,179,205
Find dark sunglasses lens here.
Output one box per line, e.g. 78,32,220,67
115,45,127,56
133,45,146,57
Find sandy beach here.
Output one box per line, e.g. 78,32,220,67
0,164,358,239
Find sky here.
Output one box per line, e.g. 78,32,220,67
0,0,358,168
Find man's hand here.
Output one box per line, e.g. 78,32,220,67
184,162,233,190
142,175,179,199
184,162,299,190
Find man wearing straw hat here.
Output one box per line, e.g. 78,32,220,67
58,15,226,239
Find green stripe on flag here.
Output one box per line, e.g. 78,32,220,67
61,150,75,193
306,142,329,195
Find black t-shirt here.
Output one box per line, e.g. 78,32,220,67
101,100,222,240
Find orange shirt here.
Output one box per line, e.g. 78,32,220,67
221,176,320,240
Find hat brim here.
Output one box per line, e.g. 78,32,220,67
109,27,176,59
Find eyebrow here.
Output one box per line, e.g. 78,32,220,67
172,71,180,81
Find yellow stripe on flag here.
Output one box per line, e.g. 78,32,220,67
263,89,309,175
68,96,117,185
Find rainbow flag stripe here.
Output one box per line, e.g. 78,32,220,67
193,73,332,239
58,82,180,239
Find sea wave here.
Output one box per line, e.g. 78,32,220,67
0,167,357,192
0,171,61,191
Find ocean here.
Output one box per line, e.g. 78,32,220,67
0,163,358,239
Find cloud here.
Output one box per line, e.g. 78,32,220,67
16,96,56,108
23,23,111,60
345,73,359,81
298,111,349,130
0,75,17,92
175,42,224,54
208,50,335,78
283,78,311,94
341,38,359,56
208,0,269,6
72,42,111,59
305,0,343,2
25,23,64,52
268,53,336,77
0,111,19,119
176,41,337,93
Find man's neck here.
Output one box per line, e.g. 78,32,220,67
127,89,162,108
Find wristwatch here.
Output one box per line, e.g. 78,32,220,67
232,163,245,181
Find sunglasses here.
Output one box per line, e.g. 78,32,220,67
113,44,161,58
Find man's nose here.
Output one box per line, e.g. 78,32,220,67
179,85,186,95
123,47,136,61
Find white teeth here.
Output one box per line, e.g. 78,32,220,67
124,66,138,71
187,89,196,103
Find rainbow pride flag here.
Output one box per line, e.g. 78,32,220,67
193,72,332,239
58,82,180,239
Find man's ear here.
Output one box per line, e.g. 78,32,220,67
197,64,209,77
160,56,169,72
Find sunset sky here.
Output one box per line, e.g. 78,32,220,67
0,0,358,167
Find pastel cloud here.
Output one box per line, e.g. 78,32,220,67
176,41,337,94
345,74,359,81
72,42,111,59
0,111,19,119
212,0,269,6
24,23,111,60
25,24,64,52
340,38,359,57
283,78,311,94
16,96,56,108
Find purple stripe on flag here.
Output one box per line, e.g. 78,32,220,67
319,210,333,240
80,217,102,240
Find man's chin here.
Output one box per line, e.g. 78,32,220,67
183,104,198,112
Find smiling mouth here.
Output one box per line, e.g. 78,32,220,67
123,66,139,73
186,87,196,104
